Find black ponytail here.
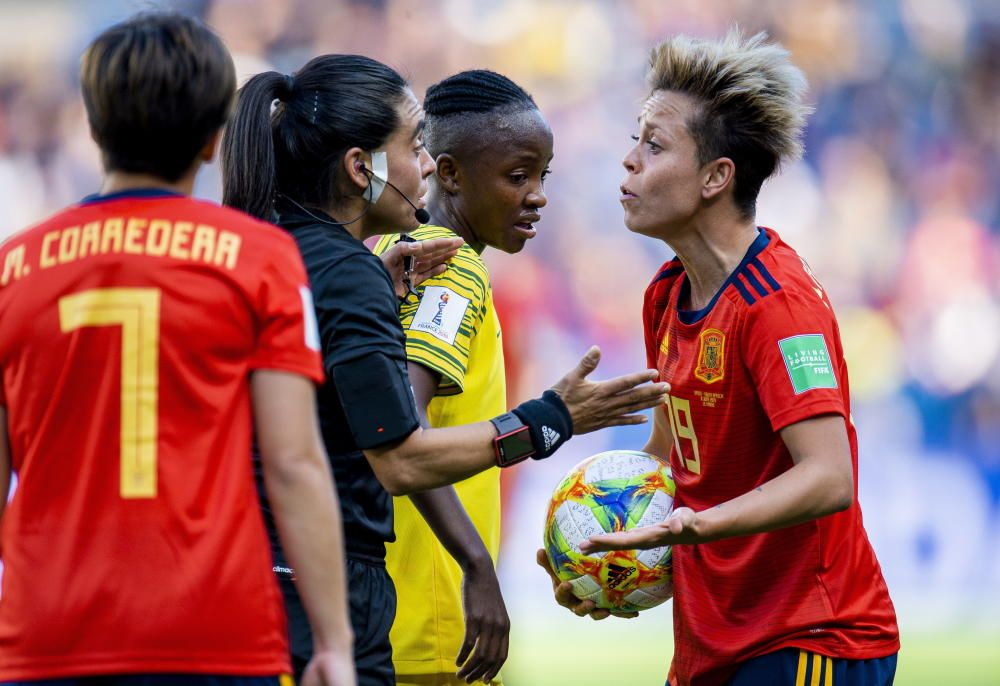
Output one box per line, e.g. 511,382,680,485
222,55,408,220
221,71,287,219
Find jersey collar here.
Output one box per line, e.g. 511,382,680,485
80,188,185,205
676,227,771,325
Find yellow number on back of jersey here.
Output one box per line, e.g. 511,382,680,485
59,288,160,498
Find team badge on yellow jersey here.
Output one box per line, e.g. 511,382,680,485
695,328,725,384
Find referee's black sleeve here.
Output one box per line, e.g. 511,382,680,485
309,250,419,448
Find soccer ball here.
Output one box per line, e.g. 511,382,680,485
543,450,676,613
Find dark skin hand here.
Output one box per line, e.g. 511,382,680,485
407,361,510,684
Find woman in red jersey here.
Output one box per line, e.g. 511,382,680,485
541,30,900,686
0,12,354,686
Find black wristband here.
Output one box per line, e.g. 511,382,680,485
511,390,574,460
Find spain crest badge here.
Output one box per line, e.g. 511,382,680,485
695,328,725,384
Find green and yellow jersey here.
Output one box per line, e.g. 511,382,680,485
372,226,505,681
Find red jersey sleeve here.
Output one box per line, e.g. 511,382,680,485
742,287,847,432
249,236,324,384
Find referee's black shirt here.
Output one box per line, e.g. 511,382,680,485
255,201,419,566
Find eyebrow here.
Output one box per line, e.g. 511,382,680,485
411,119,426,140
637,119,661,134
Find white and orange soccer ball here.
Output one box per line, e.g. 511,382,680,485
543,450,676,613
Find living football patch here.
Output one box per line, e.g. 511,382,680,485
778,334,837,394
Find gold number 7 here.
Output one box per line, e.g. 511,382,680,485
59,288,160,498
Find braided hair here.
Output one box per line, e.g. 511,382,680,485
423,70,537,158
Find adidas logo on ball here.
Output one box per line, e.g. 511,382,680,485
607,563,637,589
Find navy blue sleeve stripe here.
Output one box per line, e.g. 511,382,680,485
750,258,782,291
741,266,770,298
732,276,756,305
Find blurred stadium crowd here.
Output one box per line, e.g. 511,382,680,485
1,0,998,642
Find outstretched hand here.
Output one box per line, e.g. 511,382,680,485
551,346,669,435
535,549,638,621
378,236,464,300
580,507,701,554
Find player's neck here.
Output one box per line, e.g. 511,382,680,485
670,213,759,312
100,170,195,197
426,195,485,254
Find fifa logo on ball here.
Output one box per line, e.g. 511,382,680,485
432,292,450,326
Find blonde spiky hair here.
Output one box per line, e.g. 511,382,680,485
647,29,811,216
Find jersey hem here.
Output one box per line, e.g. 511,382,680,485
764,635,901,661
394,658,504,682
768,400,846,433
249,358,325,385
406,351,466,394
0,654,291,680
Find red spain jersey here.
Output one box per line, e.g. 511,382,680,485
643,228,899,686
0,189,323,678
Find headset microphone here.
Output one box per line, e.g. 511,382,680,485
378,174,429,224
360,155,430,224
412,203,431,225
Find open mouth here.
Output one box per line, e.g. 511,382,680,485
514,214,540,239
620,186,637,202
514,222,537,239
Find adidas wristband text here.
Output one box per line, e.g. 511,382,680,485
511,390,573,461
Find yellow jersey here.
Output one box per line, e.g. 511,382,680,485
372,226,505,679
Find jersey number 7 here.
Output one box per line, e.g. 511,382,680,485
59,288,160,498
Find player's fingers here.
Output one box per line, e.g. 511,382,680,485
458,639,490,683
535,549,560,586
610,610,640,619
589,608,612,620
485,624,510,683
570,597,597,618
568,345,601,381
472,625,502,684
413,246,460,268
606,383,670,412
455,623,477,670
456,646,482,682
402,236,463,256
598,369,663,395
410,264,448,287
596,414,651,427
553,581,582,610
581,526,666,553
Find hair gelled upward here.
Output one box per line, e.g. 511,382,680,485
646,29,811,216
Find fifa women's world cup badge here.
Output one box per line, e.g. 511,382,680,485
695,328,725,384
432,291,450,326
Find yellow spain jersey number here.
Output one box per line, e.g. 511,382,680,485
59,288,160,498
665,394,701,474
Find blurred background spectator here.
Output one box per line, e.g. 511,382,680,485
1,0,998,683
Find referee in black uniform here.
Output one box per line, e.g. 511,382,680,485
223,54,668,686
